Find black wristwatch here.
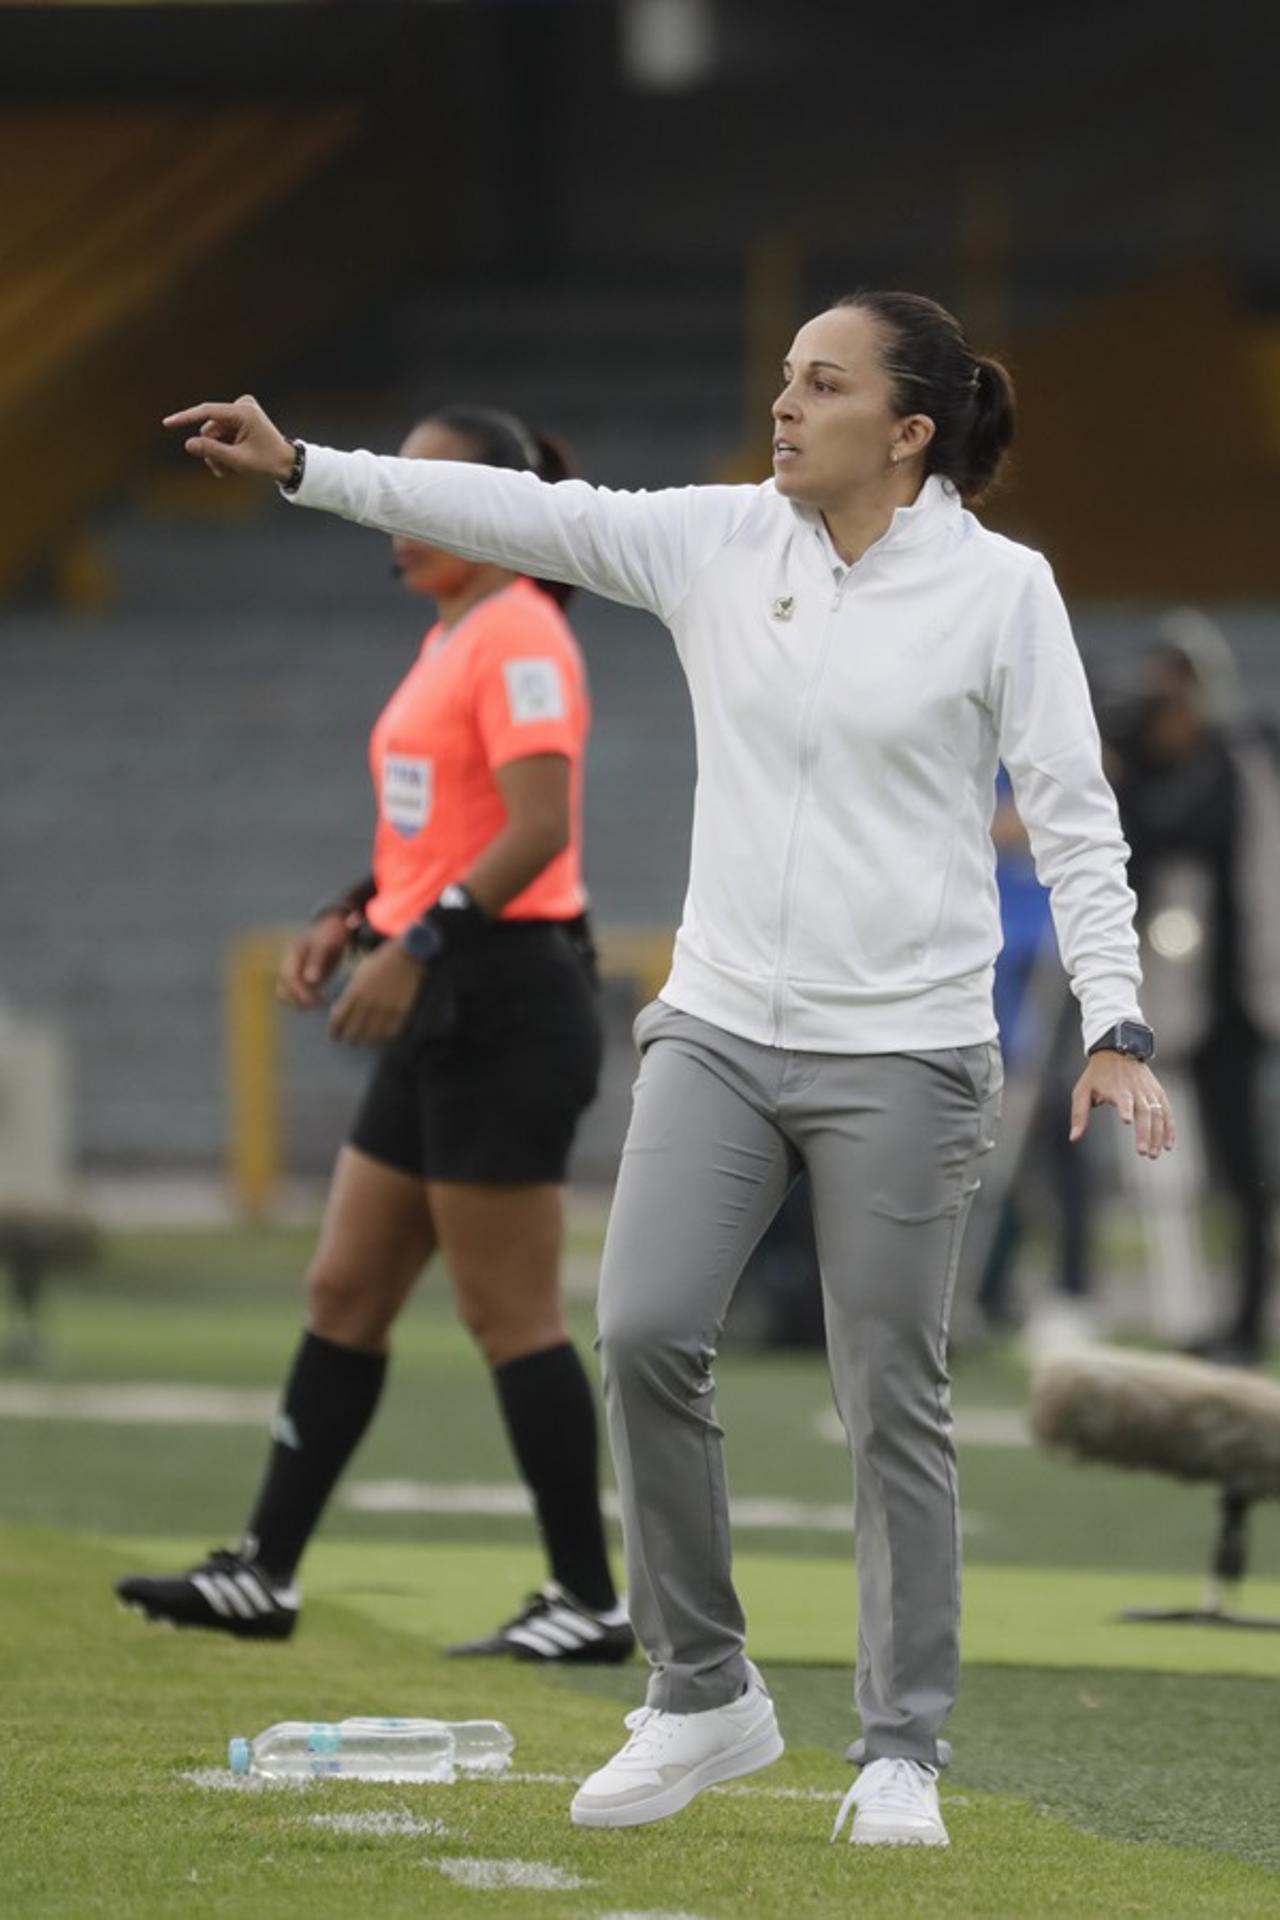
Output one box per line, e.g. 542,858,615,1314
1087,1020,1156,1062
401,883,488,963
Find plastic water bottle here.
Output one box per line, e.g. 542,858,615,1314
345,1720,514,1774
446,1719,516,1775
227,1716,514,1783
229,1718,455,1783
341,1716,513,1776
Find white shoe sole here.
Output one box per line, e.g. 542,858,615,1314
570,1719,785,1829
853,1822,949,1848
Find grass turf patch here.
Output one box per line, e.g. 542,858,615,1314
11,1285,1280,1578
10,1227,1280,1912
109,1536,1280,1681
5,1528,1280,1919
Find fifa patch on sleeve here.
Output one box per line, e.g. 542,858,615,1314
503,658,566,725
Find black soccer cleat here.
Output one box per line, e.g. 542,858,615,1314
115,1548,300,1641
445,1583,636,1663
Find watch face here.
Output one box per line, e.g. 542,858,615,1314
1116,1021,1155,1060
1089,1021,1155,1060
402,920,442,962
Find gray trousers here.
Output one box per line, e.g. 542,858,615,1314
596,1001,1002,1765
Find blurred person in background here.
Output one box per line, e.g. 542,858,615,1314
117,406,633,1666
163,290,1172,1850
972,771,1097,1351
1108,611,1280,1365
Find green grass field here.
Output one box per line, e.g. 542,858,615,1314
4,1224,1280,1918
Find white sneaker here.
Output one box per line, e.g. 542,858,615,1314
831,1757,949,1848
570,1666,784,1828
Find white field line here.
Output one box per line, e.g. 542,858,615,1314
310,1811,449,1838
716,1784,844,1802
343,1479,865,1535
0,1381,276,1425
346,1480,842,1535
0,1379,1027,1456
815,1405,1029,1449
346,1478,871,1533
344,1478,987,1537
423,1857,591,1891
179,1765,847,1806
346,1481,535,1518
0,1381,987,1532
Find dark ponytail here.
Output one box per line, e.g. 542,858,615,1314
836,291,1015,501
425,403,578,605
964,355,1016,500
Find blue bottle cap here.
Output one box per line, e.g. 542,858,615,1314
228,1737,250,1776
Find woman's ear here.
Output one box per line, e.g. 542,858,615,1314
897,412,936,459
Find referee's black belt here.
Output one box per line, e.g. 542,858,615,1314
350,912,595,960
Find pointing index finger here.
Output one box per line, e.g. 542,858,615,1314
163,402,236,429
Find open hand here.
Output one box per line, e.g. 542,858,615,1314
162,395,295,482
1069,1052,1175,1159
277,914,349,1011
328,941,425,1046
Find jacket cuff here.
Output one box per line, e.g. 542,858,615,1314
279,443,357,514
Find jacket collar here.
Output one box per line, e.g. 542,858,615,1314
789,472,965,567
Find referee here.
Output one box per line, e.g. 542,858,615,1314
118,406,633,1667
162,291,1173,1847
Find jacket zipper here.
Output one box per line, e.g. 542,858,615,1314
769,570,850,1045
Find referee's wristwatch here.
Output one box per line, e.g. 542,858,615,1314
401,884,488,963
1087,1020,1156,1062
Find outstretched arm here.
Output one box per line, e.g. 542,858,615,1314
163,395,754,621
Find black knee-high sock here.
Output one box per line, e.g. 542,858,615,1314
493,1342,618,1612
243,1331,387,1584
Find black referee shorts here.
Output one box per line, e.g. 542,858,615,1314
349,919,603,1185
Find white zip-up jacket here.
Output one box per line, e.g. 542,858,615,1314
290,449,1144,1054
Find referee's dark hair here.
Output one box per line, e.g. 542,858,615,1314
838,290,1015,502
429,404,577,605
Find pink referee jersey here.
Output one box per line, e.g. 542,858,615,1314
366,578,590,937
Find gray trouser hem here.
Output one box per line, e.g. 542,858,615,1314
848,1735,954,1770
647,1649,749,1715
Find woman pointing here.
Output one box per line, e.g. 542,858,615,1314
165,290,1171,1849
